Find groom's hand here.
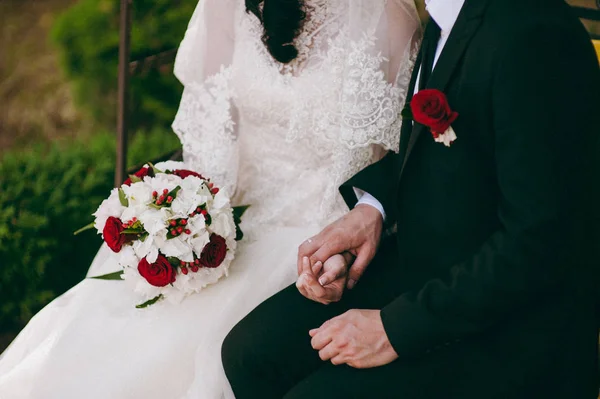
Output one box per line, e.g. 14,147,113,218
296,255,348,305
298,204,383,290
309,309,398,368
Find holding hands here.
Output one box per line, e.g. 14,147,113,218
296,204,396,369
296,254,351,305
297,204,384,291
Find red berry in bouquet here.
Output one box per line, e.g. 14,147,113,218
137,255,176,287
103,216,127,253
199,234,228,268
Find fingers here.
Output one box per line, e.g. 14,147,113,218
330,354,347,366
346,248,373,290
309,240,346,267
312,261,323,276
310,330,332,351
301,256,312,275
310,318,351,363
297,236,322,275
296,257,328,303
295,273,310,299
318,258,347,287
295,257,313,298
318,342,340,362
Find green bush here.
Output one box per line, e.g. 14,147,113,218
0,130,180,332
51,0,198,130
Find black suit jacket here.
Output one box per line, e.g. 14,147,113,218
341,0,600,396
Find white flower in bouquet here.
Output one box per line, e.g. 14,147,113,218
92,188,126,232
76,162,248,308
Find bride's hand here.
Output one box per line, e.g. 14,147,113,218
296,254,350,305
298,204,383,290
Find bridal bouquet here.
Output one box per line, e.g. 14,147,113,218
76,161,247,308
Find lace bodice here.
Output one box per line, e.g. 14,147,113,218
172,0,421,230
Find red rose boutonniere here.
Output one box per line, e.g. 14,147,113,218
406,89,458,147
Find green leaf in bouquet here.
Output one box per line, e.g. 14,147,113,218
90,271,124,281
233,205,250,241
136,294,163,309
147,162,164,175
167,257,181,267
235,225,245,241
118,188,129,207
74,222,95,236
168,186,182,199
233,205,250,220
121,228,145,234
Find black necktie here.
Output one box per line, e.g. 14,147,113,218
419,20,442,91
398,20,442,167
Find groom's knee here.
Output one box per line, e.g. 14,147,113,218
221,317,253,378
221,288,293,379
222,284,307,380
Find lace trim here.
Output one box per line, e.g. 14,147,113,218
172,66,239,192
289,31,419,153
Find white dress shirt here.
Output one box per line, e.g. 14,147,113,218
355,0,466,219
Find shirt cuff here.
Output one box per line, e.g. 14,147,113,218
354,188,386,221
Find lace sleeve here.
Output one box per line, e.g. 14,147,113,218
171,0,239,193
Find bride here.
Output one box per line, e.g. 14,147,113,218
0,0,420,397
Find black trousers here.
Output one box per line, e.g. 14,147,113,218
221,239,595,399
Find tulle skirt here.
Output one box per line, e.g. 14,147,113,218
0,225,318,398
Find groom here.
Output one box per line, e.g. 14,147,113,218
222,0,600,397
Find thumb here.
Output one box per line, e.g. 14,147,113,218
346,250,372,290
318,262,346,287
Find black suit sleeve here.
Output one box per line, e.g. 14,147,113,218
339,151,401,222
380,25,600,358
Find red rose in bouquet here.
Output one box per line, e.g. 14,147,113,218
410,89,458,135
199,234,228,268
103,217,127,253
172,169,205,180
123,166,151,186
138,255,176,287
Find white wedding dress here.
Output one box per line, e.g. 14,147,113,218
0,1,420,397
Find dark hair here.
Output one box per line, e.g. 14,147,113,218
245,0,306,64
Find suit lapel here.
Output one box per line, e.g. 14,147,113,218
397,42,424,163
399,0,489,179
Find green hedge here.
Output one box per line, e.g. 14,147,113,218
0,130,180,332
51,0,198,130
